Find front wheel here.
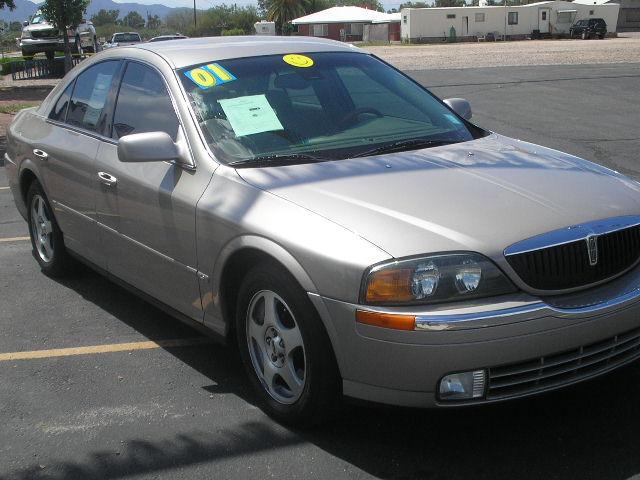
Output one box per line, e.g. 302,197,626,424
27,181,74,277
235,262,341,427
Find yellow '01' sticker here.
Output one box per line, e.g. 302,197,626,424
283,54,314,68
184,63,237,90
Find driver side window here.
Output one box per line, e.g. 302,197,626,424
112,62,179,140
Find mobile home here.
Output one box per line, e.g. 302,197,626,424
401,0,620,42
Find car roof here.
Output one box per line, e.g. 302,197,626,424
131,35,361,69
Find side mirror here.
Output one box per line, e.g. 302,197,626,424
443,98,473,121
23,20,29,27
117,132,180,163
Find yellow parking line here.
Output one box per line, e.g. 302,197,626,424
0,337,213,361
0,236,30,243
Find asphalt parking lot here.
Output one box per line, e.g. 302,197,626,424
1,62,640,480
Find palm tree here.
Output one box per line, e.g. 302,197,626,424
267,0,306,34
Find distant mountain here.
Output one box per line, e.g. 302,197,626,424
0,0,179,23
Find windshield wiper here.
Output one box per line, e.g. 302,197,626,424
349,139,455,159
229,153,330,168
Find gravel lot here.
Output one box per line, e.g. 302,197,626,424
365,33,640,70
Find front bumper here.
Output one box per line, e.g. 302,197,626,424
310,263,640,407
20,38,64,54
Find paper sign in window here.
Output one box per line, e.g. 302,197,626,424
218,94,284,137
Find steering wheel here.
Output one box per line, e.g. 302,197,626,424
338,107,383,129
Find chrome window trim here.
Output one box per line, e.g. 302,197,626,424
504,215,640,257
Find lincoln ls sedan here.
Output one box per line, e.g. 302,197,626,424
5,36,640,426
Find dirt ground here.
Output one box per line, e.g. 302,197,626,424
364,33,640,70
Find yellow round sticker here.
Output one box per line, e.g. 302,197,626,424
283,54,314,68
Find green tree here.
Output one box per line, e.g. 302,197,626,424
0,0,16,10
166,8,195,32
399,1,429,8
146,14,161,29
122,11,145,28
91,9,120,26
338,0,384,11
267,0,306,34
9,21,22,31
434,0,465,6
41,0,90,72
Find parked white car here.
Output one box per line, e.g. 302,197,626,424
20,11,97,60
102,32,142,49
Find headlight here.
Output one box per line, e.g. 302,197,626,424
361,252,516,305
21,30,32,39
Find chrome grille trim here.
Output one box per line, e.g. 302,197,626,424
487,328,640,400
504,216,640,291
504,215,640,257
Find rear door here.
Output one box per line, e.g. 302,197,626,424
94,60,210,321
36,60,121,266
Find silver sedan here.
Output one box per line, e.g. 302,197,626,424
5,36,640,426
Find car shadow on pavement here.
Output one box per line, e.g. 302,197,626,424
0,422,303,480
22,264,640,480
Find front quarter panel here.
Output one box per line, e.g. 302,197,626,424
197,164,390,333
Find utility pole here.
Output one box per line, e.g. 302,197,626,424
194,0,197,28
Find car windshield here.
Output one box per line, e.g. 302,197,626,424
30,14,47,24
179,52,482,165
113,33,140,43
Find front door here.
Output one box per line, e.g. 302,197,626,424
463,16,469,36
539,9,550,33
95,60,211,321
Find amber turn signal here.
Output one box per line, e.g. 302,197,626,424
364,268,414,303
356,310,416,331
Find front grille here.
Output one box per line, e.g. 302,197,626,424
31,29,58,39
487,328,640,400
506,225,640,290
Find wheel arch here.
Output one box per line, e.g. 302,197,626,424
212,235,333,339
18,163,43,212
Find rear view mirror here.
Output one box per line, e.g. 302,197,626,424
117,132,180,163
443,98,473,120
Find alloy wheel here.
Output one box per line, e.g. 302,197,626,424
30,194,54,263
246,290,307,405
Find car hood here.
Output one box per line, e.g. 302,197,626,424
24,23,56,32
237,134,640,261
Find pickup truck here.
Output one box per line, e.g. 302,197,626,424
19,11,97,60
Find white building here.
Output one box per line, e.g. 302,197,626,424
401,0,620,42
574,0,640,31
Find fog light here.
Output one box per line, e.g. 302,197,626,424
439,370,486,400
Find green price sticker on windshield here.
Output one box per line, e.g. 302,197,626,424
184,63,237,89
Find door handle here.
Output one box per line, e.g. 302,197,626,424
33,149,48,160
97,171,117,186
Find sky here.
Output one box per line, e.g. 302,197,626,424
108,0,404,12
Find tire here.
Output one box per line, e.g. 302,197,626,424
235,261,341,427
582,30,589,40
26,181,74,277
45,51,54,61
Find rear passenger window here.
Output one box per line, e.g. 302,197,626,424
67,61,120,133
112,62,179,140
49,82,73,122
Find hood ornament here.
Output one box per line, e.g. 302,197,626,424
586,234,599,266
